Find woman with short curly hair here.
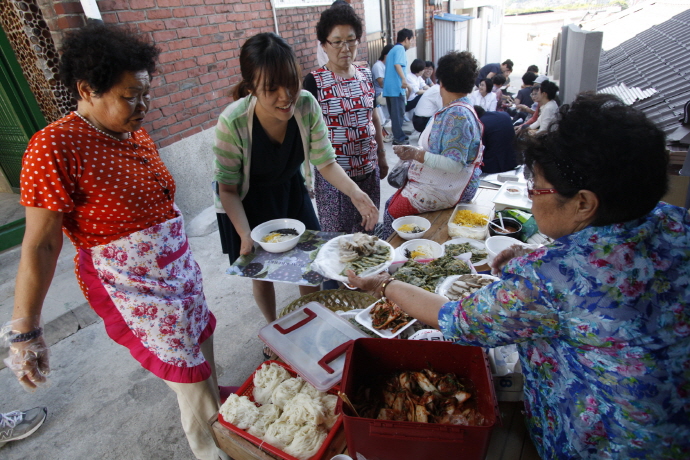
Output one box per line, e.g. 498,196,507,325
303,4,388,234
380,51,484,238
6,23,228,460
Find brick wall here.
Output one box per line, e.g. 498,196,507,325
391,0,415,39
30,0,369,148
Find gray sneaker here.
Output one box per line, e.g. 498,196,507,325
0,407,47,447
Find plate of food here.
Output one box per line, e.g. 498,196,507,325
396,239,444,262
441,238,489,266
355,298,417,338
436,274,500,301
312,233,394,283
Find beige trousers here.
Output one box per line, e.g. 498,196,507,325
164,335,230,460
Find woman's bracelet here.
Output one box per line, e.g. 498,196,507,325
379,277,397,299
10,327,43,343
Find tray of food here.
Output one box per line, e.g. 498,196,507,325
436,274,500,301
392,254,474,292
312,233,394,283
355,298,417,338
441,238,489,266
218,361,342,460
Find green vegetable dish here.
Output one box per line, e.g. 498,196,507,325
341,245,391,275
444,243,488,263
394,254,471,292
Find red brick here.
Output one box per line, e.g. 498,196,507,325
202,43,222,54
187,17,209,27
202,119,217,130
98,0,129,11
190,113,211,127
195,6,215,15
53,2,84,14
168,119,192,134
177,27,200,38
139,21,168,32
118,10,146,22
181,48,202,59
199,73,217,84
226,13,245,22
169,89,192,103
159,50,182,63
158,63,176,75
203,0,225,4
166,38,192,51
219,22,237,32
56,15,86,29
151,95,171,108
147,9,173,19
208,14,228,24
159,134,182,148
130,0,156,9
165,70,191,83
173,59,196,72
191,35,216,47
214,4,234,13
183,95,206,109
153,30,178,42
172,7,197,18
161,101,186,117
101,12,119,24
196,54,216,66
234,3,250,12
191,83,213,96
165,18,188,29
156,0,182,6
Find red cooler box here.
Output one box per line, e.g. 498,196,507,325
339,338,500,460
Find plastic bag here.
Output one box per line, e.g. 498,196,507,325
1,317,51,392
387,160,410,189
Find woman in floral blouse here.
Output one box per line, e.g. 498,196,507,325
348,93,690,459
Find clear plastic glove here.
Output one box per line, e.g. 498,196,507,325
1,318,50,392
490,244,541,276
346,269,390,297
393,145,424,162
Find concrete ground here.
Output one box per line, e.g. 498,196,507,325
0,123,416,459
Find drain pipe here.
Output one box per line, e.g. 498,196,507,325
269,0,280,35
79,0,102,21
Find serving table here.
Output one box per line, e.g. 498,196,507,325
210,187,542,459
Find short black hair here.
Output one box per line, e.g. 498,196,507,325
539,80,558,100
410,58,425,74
233,33,301,101
502,59,514,71
522,71,537,86
474,105,486,117
425,61,434,69
316,4,363,43
379,44,393,61
59,23,159,99
492,74,506,86
481,78,493,92
520,92,668,225
396,28,414,43
435,51,477,94
527,64,539,73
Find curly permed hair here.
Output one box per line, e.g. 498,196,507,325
435,51,478,94
316,4,363,43
519,92,668,225
59,23,159,99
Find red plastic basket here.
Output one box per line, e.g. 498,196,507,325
217,360,343,460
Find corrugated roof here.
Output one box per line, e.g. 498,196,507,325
597,8,690,142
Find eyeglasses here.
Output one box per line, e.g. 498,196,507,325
325,38,359,49
527,179,557,198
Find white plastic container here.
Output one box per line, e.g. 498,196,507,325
250,218,305,253
485,235,526,263
396,238,443,261
447,203,494,240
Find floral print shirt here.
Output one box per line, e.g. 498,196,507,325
439,202,690,459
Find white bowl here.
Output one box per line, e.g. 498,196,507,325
397,239,444,261
485,235,525,263
392,216,431,240
250,218,306,253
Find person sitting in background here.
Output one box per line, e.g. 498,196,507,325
348,92,690,459
512,71,538,120
381,51,483,239
405,58,428,112
423,60,435,87
515,84,541,133
412,84,442,132
529,80,559,134
491,74,510,111
475,59,513,88
470,78,497,112
474,106,517,174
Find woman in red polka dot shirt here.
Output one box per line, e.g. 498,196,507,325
4,24,227,460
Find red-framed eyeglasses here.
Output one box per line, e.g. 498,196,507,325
527,180,558,197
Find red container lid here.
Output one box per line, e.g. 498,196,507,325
259,302,368,391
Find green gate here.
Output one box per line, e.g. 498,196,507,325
0,25,47,191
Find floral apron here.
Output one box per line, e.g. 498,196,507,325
402,100,484,213
76,210,215,383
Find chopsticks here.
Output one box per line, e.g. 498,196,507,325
338,391,360,417
484,217,508,233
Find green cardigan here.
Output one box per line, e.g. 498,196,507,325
212,90,336,211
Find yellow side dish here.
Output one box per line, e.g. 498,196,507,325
452,209,489,227
398,224,426,233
